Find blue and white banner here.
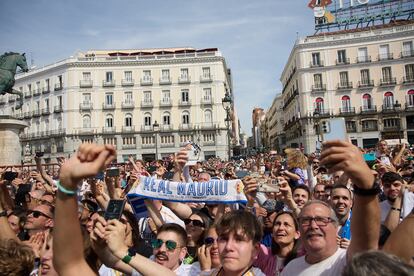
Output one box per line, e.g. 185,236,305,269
127,176,247,204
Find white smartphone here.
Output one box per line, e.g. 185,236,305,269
184,141,201,166
320,118,347,142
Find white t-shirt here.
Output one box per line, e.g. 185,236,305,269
200,267,266,276
281,248,347,276
380,190,414,222
131,259,197,276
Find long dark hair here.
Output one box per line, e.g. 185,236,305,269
271,211,300,266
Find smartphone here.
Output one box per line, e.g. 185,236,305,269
257,179,280,193
235,171,249,179
3,171,18,181
184,141,201,166
319,118,347,142
104,199,126,220
106,167,120,177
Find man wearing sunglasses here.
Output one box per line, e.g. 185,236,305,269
24,203,54,237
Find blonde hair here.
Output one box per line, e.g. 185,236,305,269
0,239,34,276
286,149,307,169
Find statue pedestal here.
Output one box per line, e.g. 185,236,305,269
0,116,28,166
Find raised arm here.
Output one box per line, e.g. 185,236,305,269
320,140,380,260
55,143,116,276
35,156,55,192
0,183,19,241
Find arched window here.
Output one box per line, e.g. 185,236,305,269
144,112,151,126
204,109,212,123
105,114,113,128
314,97,324,112
341,95,351,111
362,94,372,110
407,89,414,107
384,91,394,108
125,113,132,127
83,115,91,128
182,111,190,124
163,112,170,125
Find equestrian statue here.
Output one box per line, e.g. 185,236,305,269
0,52,29,110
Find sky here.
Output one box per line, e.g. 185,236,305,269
0,0,316,136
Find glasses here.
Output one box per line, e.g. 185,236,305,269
298,216,335,227
184,218,205,228
204,236,218,245
29,210,52,219
151,239,179,251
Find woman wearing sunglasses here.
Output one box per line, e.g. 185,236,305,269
182,210,211,264
195,225,221,272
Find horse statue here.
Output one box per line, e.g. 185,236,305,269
0,52,29,110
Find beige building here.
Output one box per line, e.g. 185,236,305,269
261,94,285,152
278,20,414,153
4,47,238,162
251,107,265,151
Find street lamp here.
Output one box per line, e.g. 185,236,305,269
222,91,232,161
153,120,159,161
313,110,321,152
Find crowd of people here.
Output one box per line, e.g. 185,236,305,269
0,139,413,276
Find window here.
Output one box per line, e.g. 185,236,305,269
360,69,370,84
362,94,372,109
163,112,170,125
314,74,323,88
203,133,215,142
103,138,116,145
125,91,133,103
405,64,414,80
203,88,212,101
123,137,136,146
57,96,62,107
202,67,211,78
83,115,91,128
162,90,170,102
143,70,151,80
204,109,212,123
182,111,190,124
124,71,132,81
143,91,151,103
105,115,113,127
105,93,113,105
58,75,62,85
181,89,189,102
144,113,151,126
45,79,50,90
36,101,40,111
161,69,170,80
315,97,324,112
341,95,351,111
161,135,174,144
407,90,414,106
337,50,347,63
28,84,32,92
357,47,368,62
125,113,132,127
339,72,349,86
383,118,400,128
312,53,321,66
362,120,378,131
346,121,356,132
384,92,394,108
83,93,91,103
83,72,91,80
36,81,41,90
180,68,189,78
44,98,49,109
141,136,155,145
382,67,392,82
180,134,193,143
106,72,113,82
403,41,413,56
379,44,390,59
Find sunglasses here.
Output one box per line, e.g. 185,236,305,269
151,239,179,251
29,210,52,219
204,236,218,245
184,218,205,228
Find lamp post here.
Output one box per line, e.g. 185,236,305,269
394,100,402,144
313,110,321,152
222,91,232,161
153,120,159,161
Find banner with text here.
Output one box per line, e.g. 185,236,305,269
127,176,247,204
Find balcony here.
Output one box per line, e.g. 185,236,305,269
140,77,153,86
33,88,41,96
23,112,31,119
357,80,374,89
335,58,350,65
159,77,172,85
309,60,324,68
179,123,193,131
378,53,394,61
383,125,401,132
54,105,63,113
203,140,216,146
42,87,50,94
80,80,93,88
200,122,218,130
312,109,331,117
41,108,50,116
121,101,135,109
356,56,371,63
122,144,137,150
79,102,93,111
311,84,326,93
141,125,153,132
102,80,115,87
178,76,191,84
159,99,172,107
337,82,353,91
77,128,96,135
160,124,173,132
360,105,377,114
121,79,134,86
24,91,32,98
201,97,213,105
32,110,41,117
102,103,116,110
50,128,65,137
400,50,414,58
178,99,191,106
339,107,356,115
102,126,116,134
405,103,414,111
381,105,399,113
141,100,153,108
402,76,414,85
362,124,379,132
141,143,155,149
54,83,63,91
379,78,397,87
121,126,135,133
200,75,213,83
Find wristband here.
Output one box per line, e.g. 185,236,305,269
391,207,401,212
352,181,381,197
56,180,77,196
121,248,136,264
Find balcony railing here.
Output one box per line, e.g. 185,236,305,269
77,128,96,135
401,50,414,58
50,128,65,136
356,56,371,63
33,89,41,96
357,80,374,88
102,103,116,110
122,126,135,133
79,102,93,110
141,125,153,132
402,76,414,84
360,105,377,114
54,105,63,113
178,76,191,84
178,99,191,106
80,80,93,88
311,84,326,92
310,60,324,67
179,123,193,130
159,99,172,107
335,58,350,65
160,142,175,148
23,112,31,119
339,107,356,115
362,124,378,131
378,53,394,61
382,105,399,113
380,77,397,86
141,143,155,149
54,83,63,91
159,77,172,85
102,127,116,134
337,82,353,90
42,87,50,94
140,77,153,86
141,100,153,108
312,109,331,116
41,108,50,115
200,75,213,83
383,124,401,131
405,103,414,111
200,122,218,129
32,110,41,117
201,97,213,105
122,144,137,150
121,101,135,109
121,79,134,86
24,91,32,98
160,124,173,132
102,80,115,87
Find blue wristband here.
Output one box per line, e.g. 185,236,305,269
56,180,77,196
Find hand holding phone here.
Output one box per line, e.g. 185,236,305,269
104,199,126,220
